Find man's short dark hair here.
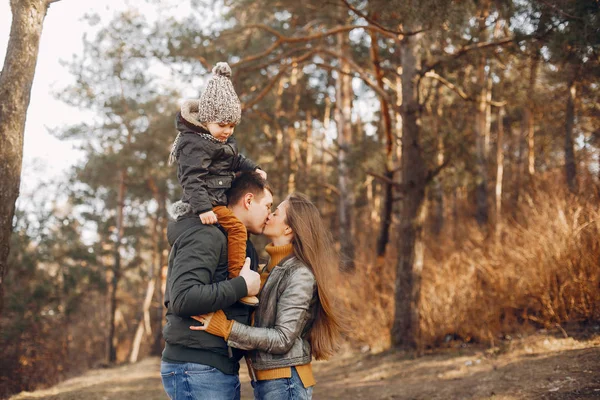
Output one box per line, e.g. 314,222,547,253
227,171,272,206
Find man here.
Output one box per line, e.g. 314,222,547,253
161,171,273,400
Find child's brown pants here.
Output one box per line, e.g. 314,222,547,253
213,205,247,279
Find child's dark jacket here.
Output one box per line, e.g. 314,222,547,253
174,112,258,215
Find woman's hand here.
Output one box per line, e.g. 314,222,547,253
190,313,214,331
189,310,233,339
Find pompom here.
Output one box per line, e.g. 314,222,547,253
212,62,232,77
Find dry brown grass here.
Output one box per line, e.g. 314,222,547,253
11,330,600,400
339,182,600,350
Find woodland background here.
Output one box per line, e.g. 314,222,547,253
0,0,599,398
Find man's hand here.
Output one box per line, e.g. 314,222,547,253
199,210,218,224
256,168,267,180
239,257,260,296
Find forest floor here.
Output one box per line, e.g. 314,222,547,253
9,326,600,400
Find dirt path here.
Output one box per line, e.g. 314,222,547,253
10,331,600,400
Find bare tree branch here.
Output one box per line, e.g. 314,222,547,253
339,0,430,36
317,48,395,105
537,0,585,21
230,38,284,69
425,156,452,185
238,23,398,42
422,37,515,74
228,23,401,68
241,50,319,109
317,182,341,196
367,170,406,190
424,71,506,107
193,55,212,70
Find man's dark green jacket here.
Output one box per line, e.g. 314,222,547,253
162,208,257,374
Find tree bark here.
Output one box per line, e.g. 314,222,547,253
274,79,286,197
335,32,355,270
304,111,313,191
369,28,395,257
317,98,332,212
494,106,505,238
430,85,444,236
474,1,490,227
565,78,577,193
392,27,426,349
0,0,54,317
108,169,126,363
129,278,155,363
512,120,525,215
525,53,540,175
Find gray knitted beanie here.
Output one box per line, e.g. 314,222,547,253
168,62,241,165
196,62,241,125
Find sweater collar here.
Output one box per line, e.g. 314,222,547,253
265,243,293,272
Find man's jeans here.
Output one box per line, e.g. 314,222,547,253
251,367,313,400
161,361,241,400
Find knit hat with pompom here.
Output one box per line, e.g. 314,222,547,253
195,62,241,125
168,62,241,165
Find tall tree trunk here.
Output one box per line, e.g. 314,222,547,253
512,120,526,215
335,32,355,270
525,53,540,176
525,12,548,177
317,98,331,212
304,111,313,191
274,80,286,198
430,85,444,236
287,68,302,193
565,78,577,193
287,125,297,193
494,106,505,238
108,169,126,363
475,3,490,227
369,28,395,257
129,278,155,363
0,0,55,317
392,27,426,349
452,186,459,244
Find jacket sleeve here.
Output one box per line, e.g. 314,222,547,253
178,137,214,215
168,229,248,317
226,267,316,354
229,136,259,172
234,153,259,172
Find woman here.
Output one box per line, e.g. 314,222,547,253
191,192,344,400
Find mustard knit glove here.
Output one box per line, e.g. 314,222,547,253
205,310,234,340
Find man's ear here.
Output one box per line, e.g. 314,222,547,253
244,193,255,210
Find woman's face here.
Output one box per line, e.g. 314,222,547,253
263,200,292,242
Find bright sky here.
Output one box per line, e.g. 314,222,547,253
0,0,131,197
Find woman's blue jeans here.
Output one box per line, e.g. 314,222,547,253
161,361,241,400
251,367,313,400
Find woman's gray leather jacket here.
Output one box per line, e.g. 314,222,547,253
226,256,318,370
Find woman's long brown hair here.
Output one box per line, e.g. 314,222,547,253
285,192,344,360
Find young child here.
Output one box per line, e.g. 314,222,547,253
168,62,266,306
